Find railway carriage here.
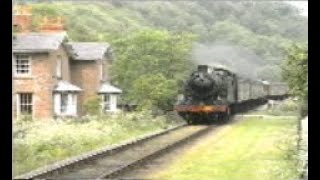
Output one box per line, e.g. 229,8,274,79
175,65,288,124
268,82,289,99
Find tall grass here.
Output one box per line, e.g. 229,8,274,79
13,111,183,176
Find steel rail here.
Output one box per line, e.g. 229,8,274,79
14,123,187,180
99,125,214,179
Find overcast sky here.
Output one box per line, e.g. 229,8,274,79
285,1,308,17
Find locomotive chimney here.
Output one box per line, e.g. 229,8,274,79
198,65,208,73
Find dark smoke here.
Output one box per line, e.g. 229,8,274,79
191,41,266,80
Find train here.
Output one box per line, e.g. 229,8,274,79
175,65,289,124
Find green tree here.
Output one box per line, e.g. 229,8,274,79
110,28,196,110
282,43,308,116
131,74,178,111
282,43,308,98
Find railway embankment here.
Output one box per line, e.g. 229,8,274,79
125,115,300,180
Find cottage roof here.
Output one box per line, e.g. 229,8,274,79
54,80,82,92
13,32,67,53
98,83,122,94
66,42,110,61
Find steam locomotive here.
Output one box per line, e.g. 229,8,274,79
175,65,288,124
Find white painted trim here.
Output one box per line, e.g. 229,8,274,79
32,93,34,119
54,93,61,115
110,94,115,111
55,92,78,117
16,93,34,119
16,94,20,118
56,58,62,78
100,95,104,113
100,94,120,112
100,61,103,81
13,54,32,77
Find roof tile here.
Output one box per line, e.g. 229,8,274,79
13,32,67,53
66,42,110,61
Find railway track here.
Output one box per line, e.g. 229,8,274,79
14,123,215,180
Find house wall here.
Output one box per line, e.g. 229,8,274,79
102,57,112,82
52,44,71,82
70,58,112,115
13,52,54,120
12,45,69,120
70,60,100,115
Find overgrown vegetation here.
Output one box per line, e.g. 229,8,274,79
13,112,184,176
110,28,196,110
149,116,300,180
249,98,299,116
83,95,101,115
282,44,308,117
15,1,307,110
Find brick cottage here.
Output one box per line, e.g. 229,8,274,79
12,6,122,120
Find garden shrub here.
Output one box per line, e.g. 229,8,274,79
83,95,101,115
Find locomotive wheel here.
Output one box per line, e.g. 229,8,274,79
216,113,222,122
185,114,193,125
187,118,193,125
223,114,230,122
224,107,231,122
206,114,214,124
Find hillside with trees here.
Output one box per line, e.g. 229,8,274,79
15,0,308,110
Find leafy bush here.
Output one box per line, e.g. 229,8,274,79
278,99,299,112
273,127,302,180
83,95,101,115
298,98,308,118
266,99,299,116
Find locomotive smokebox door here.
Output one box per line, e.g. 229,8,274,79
198,65,209,73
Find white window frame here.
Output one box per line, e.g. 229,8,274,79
54,92,77,116
101,94,118,112
14,54,32,76
100,61,104,81
16,93,33,118
102,94,111,111
56,58,62,78
60,93,68,114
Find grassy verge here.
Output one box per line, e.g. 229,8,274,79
149,116,300,180
249,98,299,116
13,111,183,176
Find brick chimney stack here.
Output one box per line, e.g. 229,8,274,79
39,16,66,33
13,5,32,32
